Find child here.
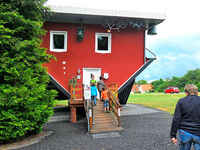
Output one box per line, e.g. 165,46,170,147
97,76,105,100
101,87,109,113
90,74,97,86
91,83,98,106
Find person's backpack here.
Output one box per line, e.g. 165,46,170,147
97,80,104,91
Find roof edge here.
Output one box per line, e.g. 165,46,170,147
47,5,166,21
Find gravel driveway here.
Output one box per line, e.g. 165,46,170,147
14,104,182,150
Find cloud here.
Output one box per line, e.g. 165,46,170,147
144,75,150,79
192,50,200,65
162,55,176,61
137,33,200,81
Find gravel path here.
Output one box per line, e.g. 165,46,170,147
17,107,180,150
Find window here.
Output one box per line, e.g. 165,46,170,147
95,33,111,53
50,31,67,52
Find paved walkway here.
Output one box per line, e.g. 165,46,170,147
121,104,161,116
15,104,181,150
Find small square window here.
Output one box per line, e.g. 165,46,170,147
50,31,67,52
95,33,111,53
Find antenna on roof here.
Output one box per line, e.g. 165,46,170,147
102,17,145,32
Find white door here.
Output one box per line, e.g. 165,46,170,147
83,68,101,89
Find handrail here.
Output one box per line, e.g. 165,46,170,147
71,83,121,131
145,48,157,59
106,83,118,98
70,84,84,101
84,98,92,133
105,84,121,127
82,84,93,133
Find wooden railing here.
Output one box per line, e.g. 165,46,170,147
70,84,84,101
70,83,121,130
105,84,121,127
83,97,92,133
106,83,118,98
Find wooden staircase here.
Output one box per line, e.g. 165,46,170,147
90,100,123,134
70,83,123,133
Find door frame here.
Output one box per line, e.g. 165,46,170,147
83,68,101,88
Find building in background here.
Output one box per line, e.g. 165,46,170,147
42,6,165,104
131,84,153,93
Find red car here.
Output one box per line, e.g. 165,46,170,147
164,87,180,94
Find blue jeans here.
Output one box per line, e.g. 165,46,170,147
179,129,200,150
103,99,109,108
91,96,96,105
99,91,102,100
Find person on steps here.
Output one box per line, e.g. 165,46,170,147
91,83,98,106
97,76,105,100
100,87,109,113
90,74,97,86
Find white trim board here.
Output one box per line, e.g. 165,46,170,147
48,73,71,95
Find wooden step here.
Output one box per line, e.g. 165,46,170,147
94,121,114,124
90,127,123,134
89,100,123,134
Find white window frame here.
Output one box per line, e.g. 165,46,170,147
95,33,111,54
50,31,67,52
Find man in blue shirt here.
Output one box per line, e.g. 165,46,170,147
170,84,200,150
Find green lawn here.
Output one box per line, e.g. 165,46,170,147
128,93,185,115
54,100,68,106
54,93,185,114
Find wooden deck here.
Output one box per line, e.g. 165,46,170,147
90,100,123,134
69,99,84,107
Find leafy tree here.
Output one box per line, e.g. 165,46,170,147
197,82,200,90
181,69,200,85
156,80,171,92
0,0,57,143
151,79,164,91
150,69,200,92
136,80,147,85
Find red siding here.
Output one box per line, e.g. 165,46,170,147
42,22,145,92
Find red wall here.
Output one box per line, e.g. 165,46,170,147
42,22,145,92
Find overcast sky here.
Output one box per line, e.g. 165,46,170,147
47,0,200,82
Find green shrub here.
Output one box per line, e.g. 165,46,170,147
0,1,57,143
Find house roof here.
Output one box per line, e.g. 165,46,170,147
131,85,139,92
140,84,153,91
131,84,153,92
47,5,165,28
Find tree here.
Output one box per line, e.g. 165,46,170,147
156,80,171,92
169,76,182,88
151,79,164,91
150,69,200,92
197,82,200,91
136,80,147,85
0,0,57,143
181,69,200,85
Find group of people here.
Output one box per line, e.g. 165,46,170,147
90,74,109,113
89,75,200,150
90,80,200,149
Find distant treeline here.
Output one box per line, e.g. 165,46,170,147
136,68,200,92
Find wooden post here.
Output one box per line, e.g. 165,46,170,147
118,107,121,127
89,108,92,129
71,107,77,123
115,84,118,98
82,84,85,100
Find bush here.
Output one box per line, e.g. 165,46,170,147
0,1,57,143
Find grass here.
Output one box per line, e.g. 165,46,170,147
54,100,68,107
128,93,185,115
53,93,185,114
